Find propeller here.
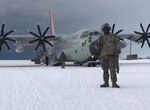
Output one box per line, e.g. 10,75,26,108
134,23,150,48
28,24,55,52
0,23,16,52
111,24,124,41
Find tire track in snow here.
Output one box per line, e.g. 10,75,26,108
0,67,55,110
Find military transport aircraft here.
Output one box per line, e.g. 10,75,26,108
0,10,150,66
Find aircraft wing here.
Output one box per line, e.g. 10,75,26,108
7,35,35,46
7,34,62,46
119,34,142,43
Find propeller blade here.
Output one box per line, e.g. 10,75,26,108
135,36,143,42
45,35,55,39
28,39,39,43
0,45,2,52
0,23,16,52
44,36,51,39
111,24,123,35
134,31,143,35
4,41,11,51
1,23,5,36
119,37,124,41
29,31,40,38
43,39,53,47
30,25,55,52
3,30,15,38
5,38,16,42
41,43,46,52
112,24,115,34
140,23,145,33
141,40,145,48
115,30,123,35
134,24,150,47
37,25,42,36
34,41,41,51
43,27,49,37
0,38,4,43
146,38,150,47
146,24,150,33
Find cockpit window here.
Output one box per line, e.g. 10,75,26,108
81,31,100,38
89,37,92,43
89,31,100,36
94,31,100,35
89,32,94,36
81,31,89,38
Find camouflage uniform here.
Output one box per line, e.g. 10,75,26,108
45,56,49,66
60,52,66,69
98,32,121,88
115,54,119,73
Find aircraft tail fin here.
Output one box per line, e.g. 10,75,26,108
49,9,55,36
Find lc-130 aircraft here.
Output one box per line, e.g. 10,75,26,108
0,11,150,66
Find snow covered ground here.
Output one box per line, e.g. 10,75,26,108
0,60,150,110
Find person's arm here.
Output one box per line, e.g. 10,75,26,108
97,36,103,48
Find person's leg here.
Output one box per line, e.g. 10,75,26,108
100,56,109,87
109,55,120,88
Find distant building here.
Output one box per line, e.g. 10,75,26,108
120,39,150,59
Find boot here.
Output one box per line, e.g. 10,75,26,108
100,82,109,88
112,82,120,88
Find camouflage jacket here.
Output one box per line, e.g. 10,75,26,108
98,33,121,57
60,53,66,61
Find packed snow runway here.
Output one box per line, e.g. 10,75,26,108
0,60,150,110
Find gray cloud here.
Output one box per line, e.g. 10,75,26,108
1,0,150,34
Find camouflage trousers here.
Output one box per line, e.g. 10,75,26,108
61,61,65,68
101,55,117,82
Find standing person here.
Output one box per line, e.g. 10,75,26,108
98,23,121,88
60,52,66,69
45,55,49,66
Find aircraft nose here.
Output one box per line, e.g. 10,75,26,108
89,40,101,60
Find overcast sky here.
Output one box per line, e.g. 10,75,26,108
1,0,150,35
